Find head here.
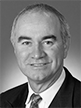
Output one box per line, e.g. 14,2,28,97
10,4,70,84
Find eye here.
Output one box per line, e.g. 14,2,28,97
22,41,32,46
43,40,54,47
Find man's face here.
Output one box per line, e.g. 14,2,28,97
13,12,67,83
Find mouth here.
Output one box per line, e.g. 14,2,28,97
30,62,51,67
31,63,47,67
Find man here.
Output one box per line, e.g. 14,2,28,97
0,3,81,108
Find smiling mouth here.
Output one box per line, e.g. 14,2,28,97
30,62,51,67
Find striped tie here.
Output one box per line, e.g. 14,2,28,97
29,93,42,108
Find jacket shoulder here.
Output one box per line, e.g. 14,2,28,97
72,77,81,106
64,67,81,107
0,83,28,106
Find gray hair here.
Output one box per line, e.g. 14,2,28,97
10,3,71,45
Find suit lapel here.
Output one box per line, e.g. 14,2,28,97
49,67,74,108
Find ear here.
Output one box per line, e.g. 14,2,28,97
63,37,70,59
10,38,17,56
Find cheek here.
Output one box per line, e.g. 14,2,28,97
48,46,64,69
15,49,30,66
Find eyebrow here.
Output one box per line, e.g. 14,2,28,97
18,36,32,42
18,35,56,42
42,35,56,41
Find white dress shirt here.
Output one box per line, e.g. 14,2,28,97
25,69,65,108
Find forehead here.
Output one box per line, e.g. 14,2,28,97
15,11,60,38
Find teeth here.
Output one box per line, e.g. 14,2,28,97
31,63,46,67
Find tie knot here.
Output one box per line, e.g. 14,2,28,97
30,93,42,104
29,93,42,108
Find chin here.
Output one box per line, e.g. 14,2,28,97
26,72,46,82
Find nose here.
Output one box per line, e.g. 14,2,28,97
31,43,46,59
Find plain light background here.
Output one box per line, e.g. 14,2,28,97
0,0,81,93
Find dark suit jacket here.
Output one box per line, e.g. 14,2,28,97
0,67,81,108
